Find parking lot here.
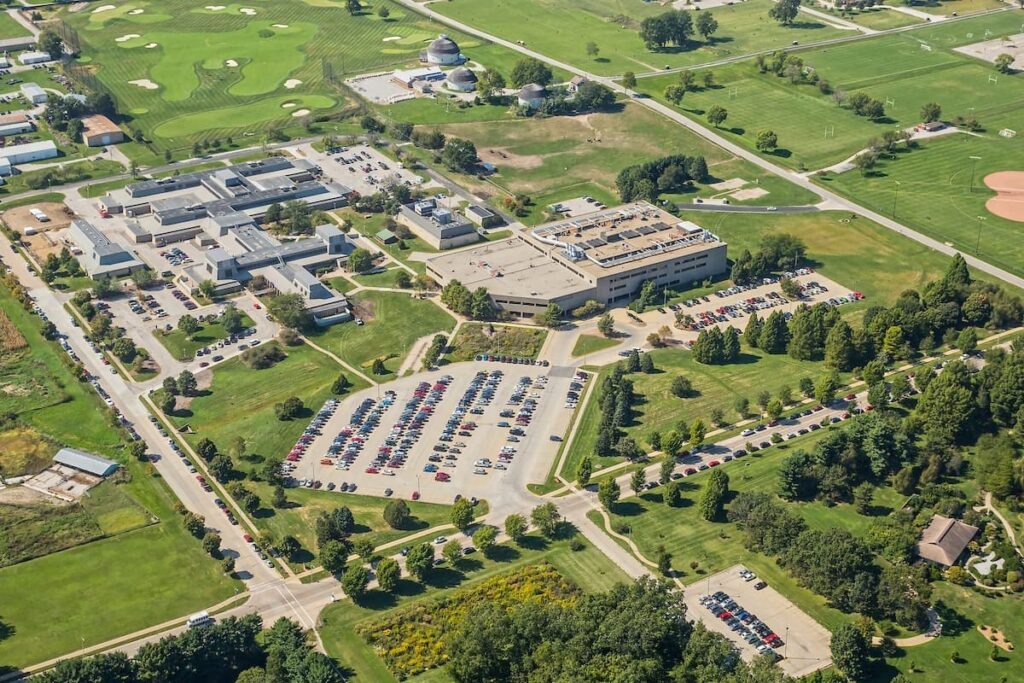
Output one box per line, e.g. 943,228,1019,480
685,565,833,678
298,142,429,197
286,362,583,506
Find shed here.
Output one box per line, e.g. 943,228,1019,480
53,448,120,477
376,228,398,244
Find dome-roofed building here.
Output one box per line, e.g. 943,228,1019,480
424,34,463,65
517,83,548,109
446,66,478,92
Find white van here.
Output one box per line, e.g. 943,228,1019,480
186,611,214,628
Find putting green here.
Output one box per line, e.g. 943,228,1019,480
153,94,334,137
118,21,315,101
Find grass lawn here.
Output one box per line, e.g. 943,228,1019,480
562,344,843,476
319,533,630,682
838,7,922,30
0,159,125,197
308,290,454,376
337,209,437,275
0,282,123,457
872,583,1022,681
435,0,848,76
163,341,363,465
153,311,254,361
446,323,548,362
58,0,536,154
326,275,357,294
912,0,1006,15
78,176,133,199
353,266,410,289
0,458,241,669
823,132,1024,281
0,12,31,39
431,103,817,219
249,485,456,565
571,333,621,358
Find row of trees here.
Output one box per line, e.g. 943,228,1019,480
639,10,719,50
730,233,807,284
439,280,496,320
594,363,643,459
616,153,709,202
691,325,740,364
38,616,343,683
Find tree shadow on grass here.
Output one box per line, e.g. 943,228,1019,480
769,148,794,159
290,547,315,565
455,557,484,573
486,545,522,563
613,500,647,517
517,535,549,552
423,566,465,589
933,600,973,637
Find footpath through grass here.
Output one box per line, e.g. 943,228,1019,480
319,533,630,682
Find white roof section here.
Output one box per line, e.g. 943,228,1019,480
53,448,119,477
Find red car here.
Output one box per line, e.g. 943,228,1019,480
412,491,420,500
719,611,733,620
707,460,721,467
243,534,253,543
365,466,379,474
845,393,856,400
253,303,262,310
434,472,450,482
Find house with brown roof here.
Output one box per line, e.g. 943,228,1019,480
915,514,978,567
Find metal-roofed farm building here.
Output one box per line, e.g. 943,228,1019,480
423,34,464,65
0,140,58,175
67,218,145,278
425,202,727,317
80,114,125,147
53,448,120,477
20,82,47,104
445,67,477,92
518,83,548,109
397,198,480,249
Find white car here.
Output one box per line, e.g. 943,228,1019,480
473,468,487,475
433,536,447,545
494,463,507,470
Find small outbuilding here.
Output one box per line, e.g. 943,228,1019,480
53,447,120,478
375,228,399,245
915,514,978,567
518,83,548,110
81,114,125,147
446,66,478,92
20,82,47,105
18,50,51,65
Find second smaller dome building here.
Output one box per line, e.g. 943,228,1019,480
446,67,478,92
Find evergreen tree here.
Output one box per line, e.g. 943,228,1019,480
824,320,857,371
744,312,762,348
758,310,790,353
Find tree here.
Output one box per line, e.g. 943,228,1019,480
956,327,978,354
631,469,646,495
538,303,561,328
509,58,553,87
505,514,528,544
766,398,783,421
598,478,620,510
585,41,600,58
769,0,801,25
994,53,1015,74
853,483,874,515
755,130,778,152
202,531,222,557
831,623,870,681
377,5,390,18
208,455,234,483
443,538,463,565
699,468,729,521
274,396,304,420
659,457,675,485
696,11,718,41
331,372,351,394
451,497,475,532
376,557,400,592
622,71,637,90
177,314,200,339
341,563,369,601
266,293,309,329
383,499,411,529
196,437,218,461
319,539,349,575
815,371,840,405
405,543,434,582
706,105,728,128
689,418,706,448
665,481,682,506
177,369,197,396
920,102,942,123
597,313,615,337
345,0,361,14
39,30,63,58
824,320,857,371
577,456,593,487
531,502,561,537
474,525,498,556
657,546,672,575
735,397,750,418
395,270,412,289
272,486,287,509
347,247,373,273
664,84,686,106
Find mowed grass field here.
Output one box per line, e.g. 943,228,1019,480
429,103,817,223
838,7,922,31
636,11,1024,170
307,290,456,376
434,0,849,76
320,533,630,682
0,12,32,40
59,0,530,151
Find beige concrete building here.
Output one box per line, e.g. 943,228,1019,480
426,202,727,317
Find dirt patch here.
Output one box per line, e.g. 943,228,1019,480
0,485,63,507
477,146,544,170
174,371,213,411
954,34,1024,71
2,201,74,263
0,427,58,477
352,297,377,321
731,187,769,201
979,624,1014,652
710,177,747,191
983,171,1024,223
0,311,26,351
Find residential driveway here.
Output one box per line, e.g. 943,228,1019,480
684,564,832,678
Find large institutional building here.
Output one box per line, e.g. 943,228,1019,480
425,202,728,317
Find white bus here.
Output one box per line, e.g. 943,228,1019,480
186,611,214,628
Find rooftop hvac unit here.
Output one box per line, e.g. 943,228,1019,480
563,244,585,261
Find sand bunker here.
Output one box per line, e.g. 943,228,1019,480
240,7,257,14
272,23,289,28
115,33,141,42
291,108,310,117
129,79,159,90
205,5,226,10
282,102,297,108
983,171,1024,223
92,4,116,13
128,8,144,14
284,79,302,89
145,42,158,48
382,36,401,42
225,59,238,67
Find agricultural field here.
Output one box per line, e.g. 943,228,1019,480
428,103,817,223
307,290,456,376
636,11,1024,171
161,340,359,465
446,323,548,362
319,534,629,682
433,0,849,76
57,0,528,153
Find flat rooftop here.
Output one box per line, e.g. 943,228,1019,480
427,236,591,301
531,202,723,277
